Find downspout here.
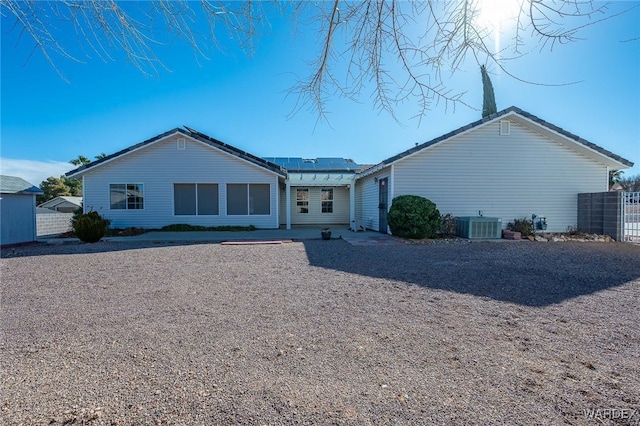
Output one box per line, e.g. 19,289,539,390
390,164,395,205
274,177,280,229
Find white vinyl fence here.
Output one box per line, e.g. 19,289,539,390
622,192,640,243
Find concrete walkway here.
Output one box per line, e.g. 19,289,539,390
39,226,398,245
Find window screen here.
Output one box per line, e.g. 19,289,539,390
198,184,219,215
227,184,248,215
249,184,270,215
174,184,196,215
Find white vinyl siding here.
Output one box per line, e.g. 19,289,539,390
389,120,609,233
355,170,391,232
82,135,280,229
279,186,350,225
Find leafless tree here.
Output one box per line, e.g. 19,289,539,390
2,1,633,121
620,174,640,192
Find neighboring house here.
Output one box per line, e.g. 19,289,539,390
610,183,624,191
0,175,44,246
66,106,633,234
356,106,633,233
38,196,83,213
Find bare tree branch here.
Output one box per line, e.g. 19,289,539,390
2,0,635,122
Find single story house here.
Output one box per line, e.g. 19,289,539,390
66,107,633,234
356,106,633,233
1,175,44,246
38,196,82,213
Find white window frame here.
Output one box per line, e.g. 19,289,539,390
321,188,333,213
296,188,309,214
173,183,219,216
110,183,144,210
226,183,271,216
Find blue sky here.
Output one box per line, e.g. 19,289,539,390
1,1,639,186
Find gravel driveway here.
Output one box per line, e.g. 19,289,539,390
1,240,639,425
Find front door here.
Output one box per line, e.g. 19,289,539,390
378,177,388,233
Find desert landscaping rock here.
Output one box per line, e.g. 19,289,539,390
1,240,639,425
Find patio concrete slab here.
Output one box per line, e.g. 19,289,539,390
38,226,389,244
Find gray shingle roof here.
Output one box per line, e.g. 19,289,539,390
38,196,83,208
361,106,634,175
66,127,287,177
509,107,633,167
0,175,43,194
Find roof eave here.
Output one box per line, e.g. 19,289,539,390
356,106,633,178
507,113,634,169
184,128,286,177
66,127,287,179
66,128,186,178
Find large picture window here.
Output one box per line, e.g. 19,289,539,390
321,188,333,213
174,183,219,215
110,184,144,210
296,188,309,214
227,183,270,215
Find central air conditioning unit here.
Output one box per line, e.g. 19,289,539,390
455,217,502,239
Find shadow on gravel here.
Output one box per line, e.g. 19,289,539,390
303,240,640,307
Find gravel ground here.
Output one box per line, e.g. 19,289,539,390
1,240,639,425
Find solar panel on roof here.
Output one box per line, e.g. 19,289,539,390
262,157,359,171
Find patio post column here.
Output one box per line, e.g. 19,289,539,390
285,180,291,230
349,179,355,229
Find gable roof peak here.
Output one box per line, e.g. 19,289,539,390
66,127,286,178
357,106,632,178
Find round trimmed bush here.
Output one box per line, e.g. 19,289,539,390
387,195,441,239
74,211,108,243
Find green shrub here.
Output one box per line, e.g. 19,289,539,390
74,211,108,243
387,195,441,239
70,206,83,229
507,218,533,236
